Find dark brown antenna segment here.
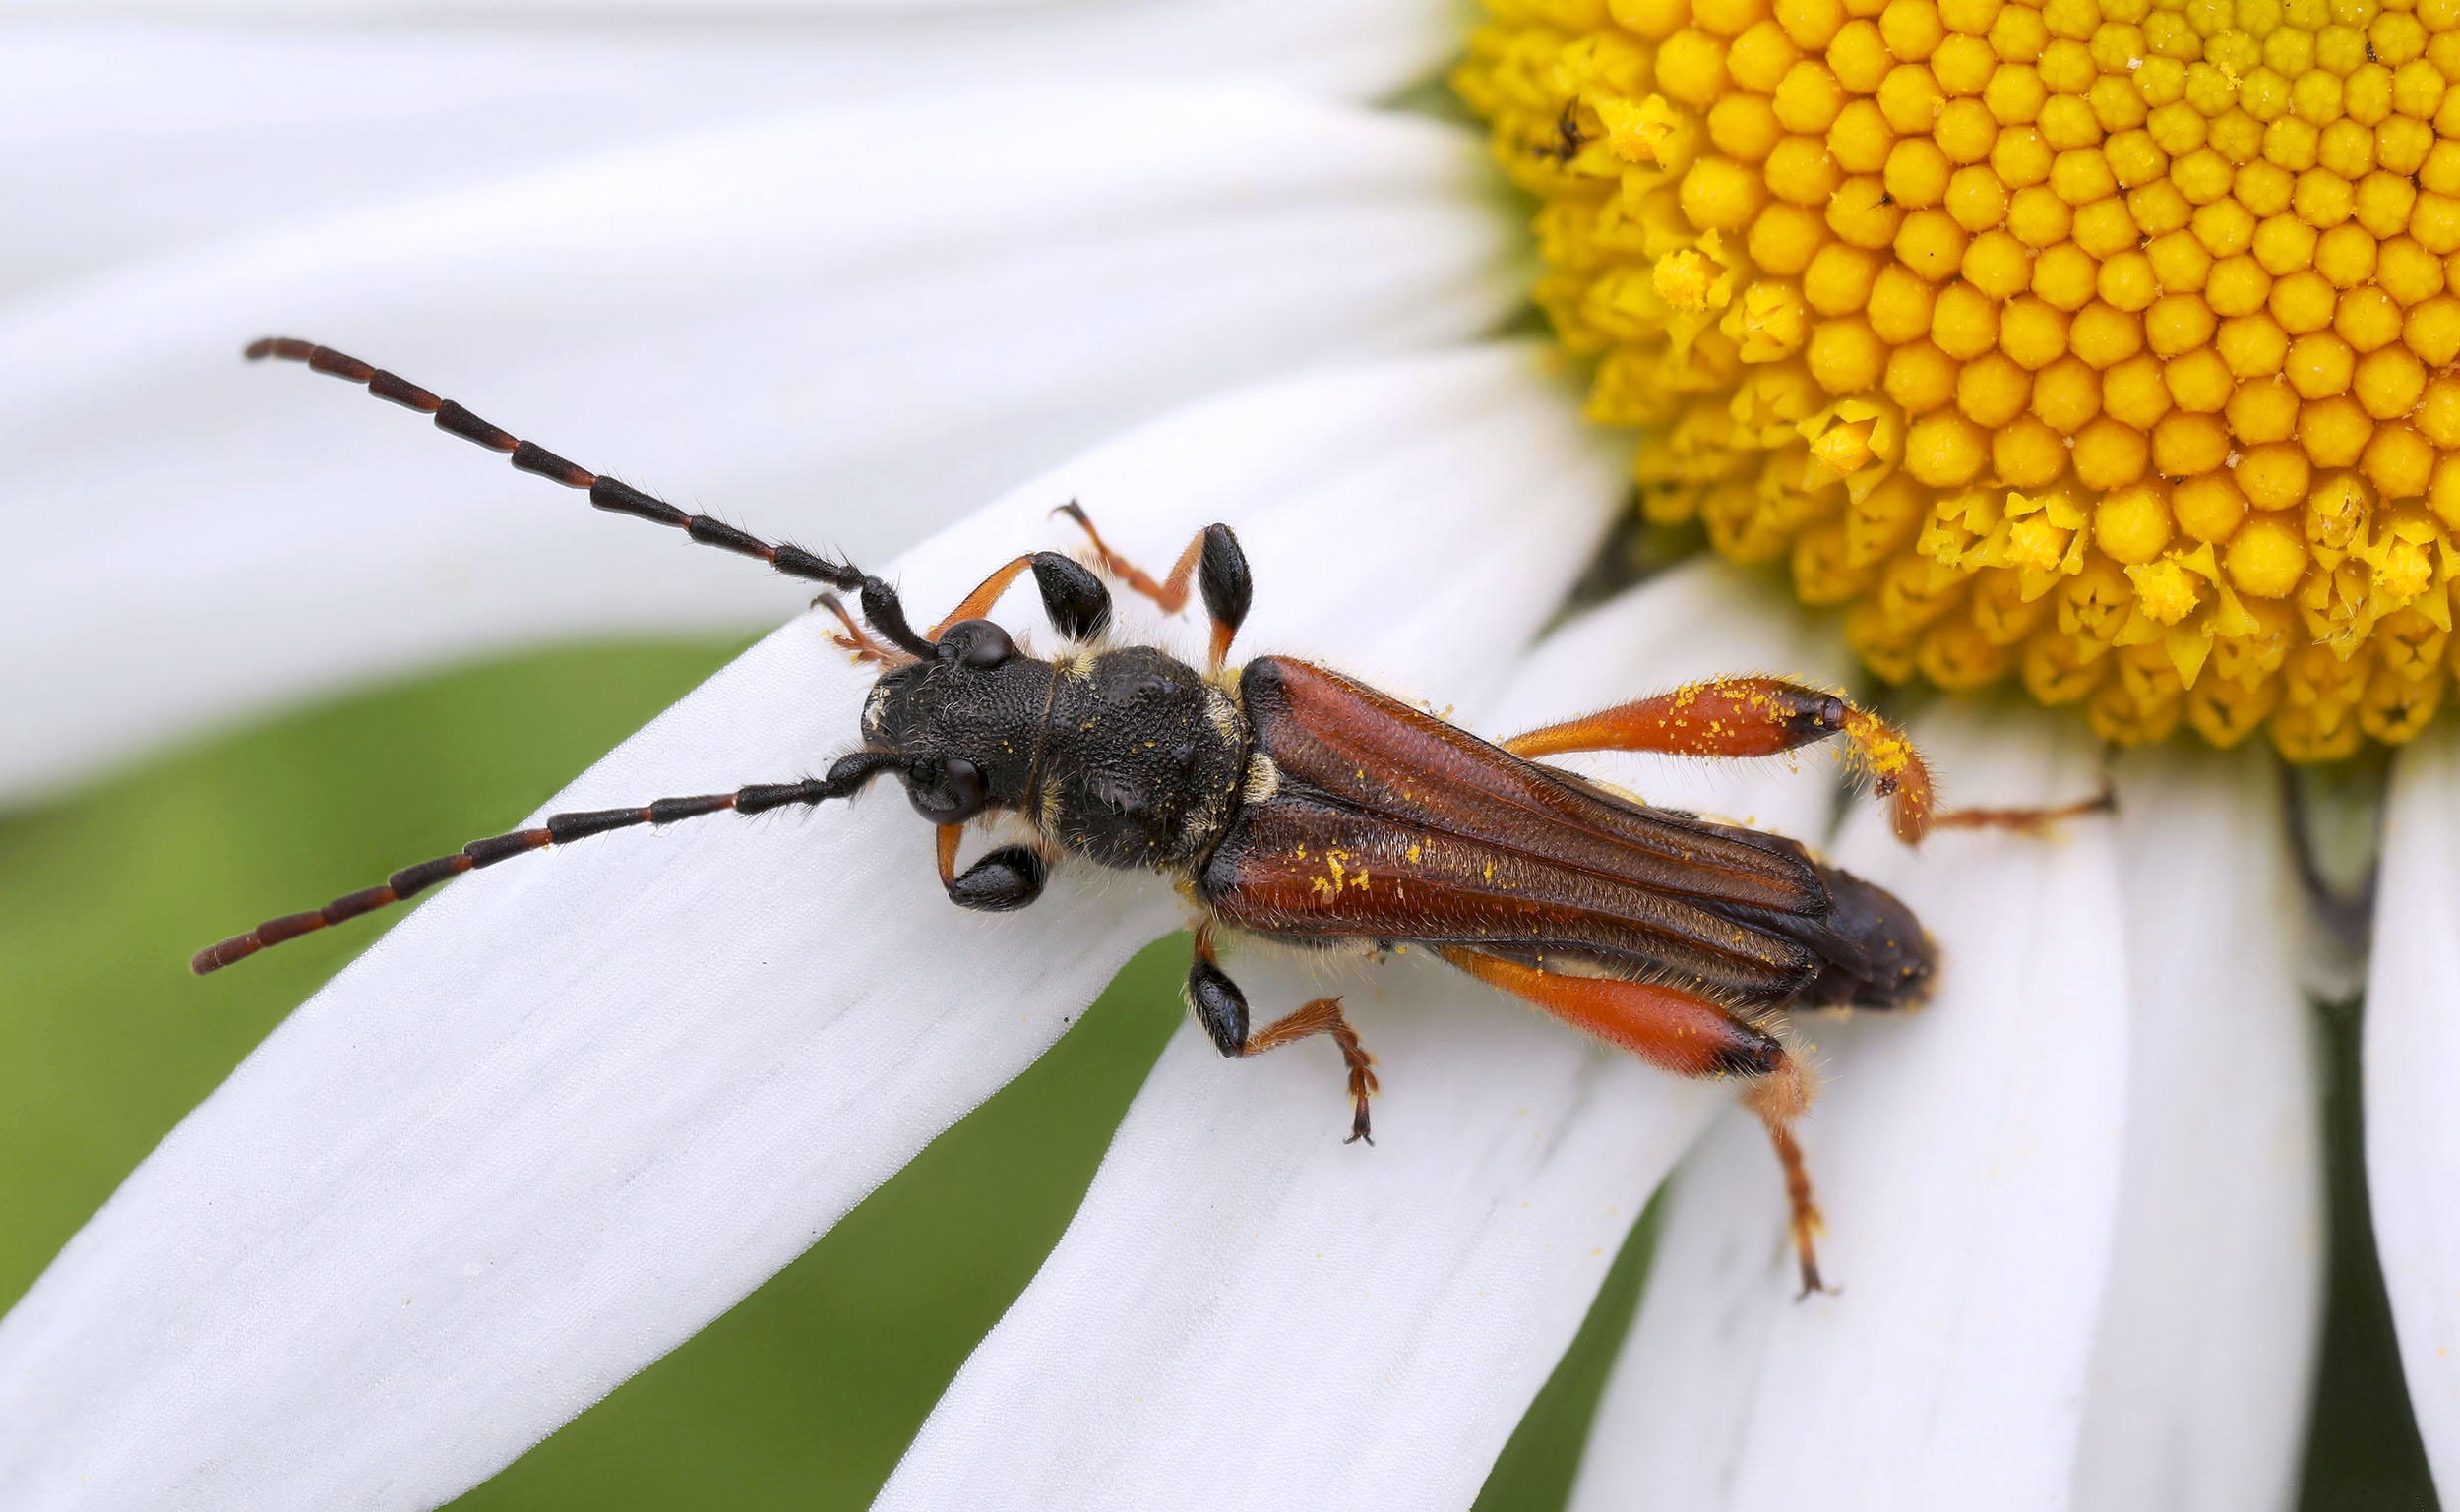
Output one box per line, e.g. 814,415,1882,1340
242,337,935,657
190,751,904,975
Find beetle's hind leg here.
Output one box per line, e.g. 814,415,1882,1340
1247,999,1380,1145
1054,502,1252,673
1442,947,1830,1296
1185,926,1379,1142
1742,1053,1827,1298
1499,674,2111,846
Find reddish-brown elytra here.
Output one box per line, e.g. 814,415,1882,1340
197,338,2109,1295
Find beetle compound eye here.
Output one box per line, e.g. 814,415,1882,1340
906,756,988,824
937,619,1015,670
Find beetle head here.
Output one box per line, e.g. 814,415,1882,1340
859,619,1057,824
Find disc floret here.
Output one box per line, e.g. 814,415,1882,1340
1460,0,2460,757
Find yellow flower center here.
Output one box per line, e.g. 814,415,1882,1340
1458,0,2460,758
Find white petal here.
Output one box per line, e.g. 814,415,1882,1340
2368,718,2460,1493
3,4,1456,291
2070,746,2325,1512
1572,705,2129,1512
0,84,1515,800
881,562,1848,1511
31,0,1448,41
0,346,1610,1512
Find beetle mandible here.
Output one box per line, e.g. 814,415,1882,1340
196,338,2109,1295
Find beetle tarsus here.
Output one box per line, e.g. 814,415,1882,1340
1795,1259,1828,1301
1187,930,1378,1140
813,592,906,665
1747,1056,1829,1302
1930,786,2118,836
1244,997,1379,1142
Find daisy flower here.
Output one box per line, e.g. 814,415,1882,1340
0,0,2443,1508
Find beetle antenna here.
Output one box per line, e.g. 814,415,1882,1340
190,750,905,975
243,337,937,659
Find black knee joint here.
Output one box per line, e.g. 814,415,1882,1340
1712,1030,1786,1078
1187,954,1249,1056
947,845,1048,912
1198,525,1252,637
858,578,935,659
1775,687,1849,741
1031,552,1112,640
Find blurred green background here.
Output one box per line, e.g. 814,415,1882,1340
0,639,2435,1509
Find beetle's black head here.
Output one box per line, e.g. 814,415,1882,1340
860,619,1060,825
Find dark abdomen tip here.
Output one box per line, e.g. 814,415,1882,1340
1802,865,1935,1011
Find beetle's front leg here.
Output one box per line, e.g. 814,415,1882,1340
1055,503,1252,673
935,825,1050,912
1500,674,2111,846
812,592,915,666
924,552,1115,643
1186,925,1379,1143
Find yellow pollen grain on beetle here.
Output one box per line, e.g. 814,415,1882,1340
1458,0,2460,758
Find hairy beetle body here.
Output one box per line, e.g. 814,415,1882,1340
1034,646,1248,871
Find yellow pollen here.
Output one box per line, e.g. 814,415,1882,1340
1812,417,1880,475
1597,93,1688,164
1656,249,1721,312
1459,0,2460,757
2128,557,2205,625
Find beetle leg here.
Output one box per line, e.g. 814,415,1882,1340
1927,792,2116,835
1186,925,1379,1143
811,592,916,667
938,826,1051,912
1442,946,1830,1297
1246,998,1380,1145
1498,674,2111,847
1190,526,1254,673
927,552,1116,643
928,557,1035,640
1056,501,1202,610
1054,503,1251,672
1026,553,1114,641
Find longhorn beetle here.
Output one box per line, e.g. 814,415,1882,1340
197,338,2108,1295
